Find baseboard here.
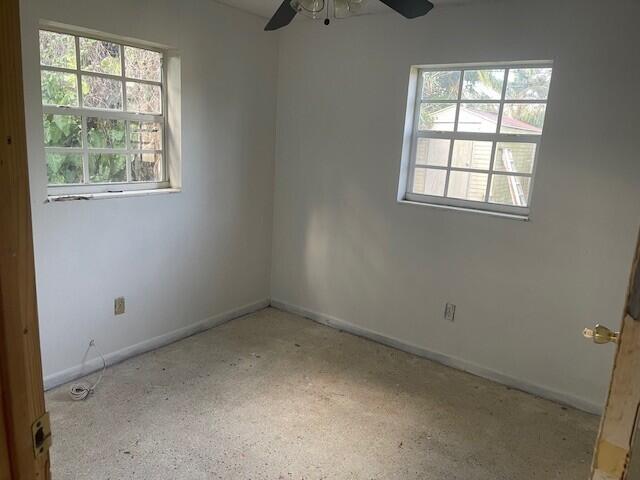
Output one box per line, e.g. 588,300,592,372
271,299,602,415
43,298,271,391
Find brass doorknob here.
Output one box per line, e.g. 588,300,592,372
583,324,620,344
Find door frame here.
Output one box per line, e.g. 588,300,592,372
591,227,640,480
0,0,51,477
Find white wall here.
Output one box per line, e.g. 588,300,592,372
21,0,278,385
271,0,640,412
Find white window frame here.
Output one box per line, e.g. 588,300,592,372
400,61,553,219
40,27,170,196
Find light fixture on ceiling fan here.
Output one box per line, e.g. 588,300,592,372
288,0,365,19
265,0,434,30
333,0,366,18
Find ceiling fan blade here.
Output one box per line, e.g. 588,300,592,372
265,0,298,31
377,0,434,18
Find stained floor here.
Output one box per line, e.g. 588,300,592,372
46,307,598,479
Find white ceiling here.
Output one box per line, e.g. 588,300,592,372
216,0,468,20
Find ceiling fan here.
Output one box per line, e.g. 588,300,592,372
265,0,434,31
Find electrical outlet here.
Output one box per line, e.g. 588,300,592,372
114,297,125,315
444,303,456,322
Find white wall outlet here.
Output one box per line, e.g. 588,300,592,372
444,303,456,322
114,297,125,315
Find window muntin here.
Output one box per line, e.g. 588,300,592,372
39,29,166,192
405,63,553,216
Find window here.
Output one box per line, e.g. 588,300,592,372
401,63,553,217
39,29,168,194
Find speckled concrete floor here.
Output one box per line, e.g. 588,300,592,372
46,308,598,479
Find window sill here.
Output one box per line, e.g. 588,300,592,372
398,198,530,221
46,188,181,203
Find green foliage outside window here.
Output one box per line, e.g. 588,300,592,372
47,153,83,185
87,118,125,149
89,154,127,183
41,71,78,107
43,114,82,147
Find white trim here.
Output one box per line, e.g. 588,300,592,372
270,299,602,415
48,179,170,194
40,65,162,87
397,67,419,202
43,298,270,390
399,197,529,221
405,192,529,217
415,131,542,142
42,105,163,123
46,187,180,202
413,164,532,178
45,147,161,155
416,60,553,71
425,98,548,105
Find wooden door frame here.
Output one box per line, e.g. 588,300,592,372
0,0,51,478
591,227,640,480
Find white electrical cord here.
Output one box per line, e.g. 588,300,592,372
69,340,106,401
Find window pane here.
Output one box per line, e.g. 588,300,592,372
500,104,546,134
124,46,162,82
419,103,456,131
457,103,499,133
421,71,460,100
42,114,82,147
506,68,552,100
413,168,446,197
39,31,76,69
46,152,83,185
451,140,492,170
82,75,123,110
87,117,126,149
494,142,536,174
89,154,127,183
41,71,78,107
489,175,531,206
79,37,122,75
461,69,505,100
126,82,162,114
447,171,488,202
415,138,450,166
129,121,162,150
132,153,162,182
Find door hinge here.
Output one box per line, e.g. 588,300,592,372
31,412,52,458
